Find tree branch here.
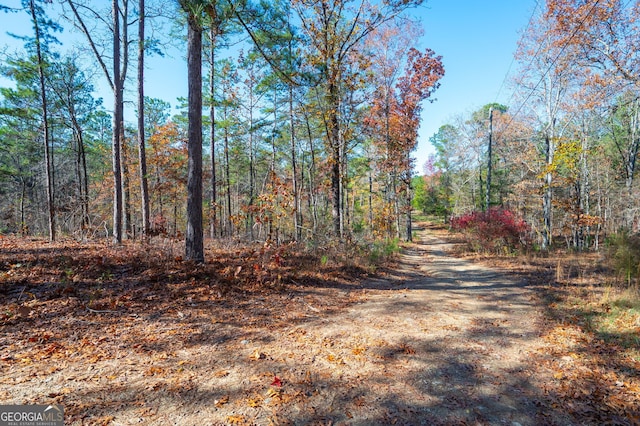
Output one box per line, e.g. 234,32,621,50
65,0,114,90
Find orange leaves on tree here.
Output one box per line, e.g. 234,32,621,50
146,122,187,235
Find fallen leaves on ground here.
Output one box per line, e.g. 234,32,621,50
465,239,640,424
0,236,369,424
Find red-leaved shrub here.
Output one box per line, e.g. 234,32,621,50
450,208,531,253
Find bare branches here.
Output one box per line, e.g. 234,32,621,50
64,0,114,89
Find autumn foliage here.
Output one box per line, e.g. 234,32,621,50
450,208,531,253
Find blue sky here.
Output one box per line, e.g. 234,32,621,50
0,0,538,173
414,0,538,168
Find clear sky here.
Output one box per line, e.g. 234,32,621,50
0,0,538,173
414,0,538,170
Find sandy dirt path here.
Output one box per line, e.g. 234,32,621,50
2,226,558,425
201,226,551,425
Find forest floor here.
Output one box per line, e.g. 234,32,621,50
1,223,639,425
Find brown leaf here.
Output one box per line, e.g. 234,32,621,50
213,370,229,378
17,305,32,317
214,395,229,408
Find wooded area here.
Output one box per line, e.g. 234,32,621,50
2,1,640,424
2,0,640,264
0,0,444,260
424,1,640,254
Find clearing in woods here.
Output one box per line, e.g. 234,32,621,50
0,224,635,425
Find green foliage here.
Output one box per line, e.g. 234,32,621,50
369,238,400,263
470,103,507,124
606,230,640,288
411,175,427,211
412,174,450,218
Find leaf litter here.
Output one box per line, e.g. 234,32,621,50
0,228,638,425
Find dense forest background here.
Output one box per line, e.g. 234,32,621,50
0,0,444,259
2,0,640,260
423,1,640,255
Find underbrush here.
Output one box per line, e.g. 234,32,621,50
0,236,377,326
594,287,640,350
368,238,401,263
489,247,640,355
605,230,640,288
449,208,531,255
304,234,402,274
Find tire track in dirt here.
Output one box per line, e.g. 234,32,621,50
245,227,550,425
1,229,556,425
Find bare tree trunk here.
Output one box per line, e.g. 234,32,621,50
248,82,255,240
209,28,218,239
80,133,89,229
223,103,232,236
303,107,318,234
328,79,342,238
369,169,373,234
185,12,204,263
393,171,400,239
289,83,300,241
74,131,83,229
20,179,27,236
112,0,124,244
485,107,493,212
29,0,55,241
542,133,554,250
64,0,126,242
405,158,413,242
137,0,150,239
121,139,132,238
343,145,349,234
61,95,90,233
272,86,277,168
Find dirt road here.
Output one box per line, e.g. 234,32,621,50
2,227,562,425
189,226,553,425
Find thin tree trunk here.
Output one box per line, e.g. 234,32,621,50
64,0,123,241
20,178,26,236
121,139,132,238
67,108,89,230
185,13,204,263
343,147,349,233
303,107,318,234
65,96,90,232
29,0,55,241
543,133,554,250
328,79,342,238
209,28,218,239
248,81,255,240
486,107,493,212
369,168,373,234
74,130,83,229
393,171,400,239
289,83,300,241
80,132,89,229
137,0,150,239
112,0,124,244
272,86,277,168
406,155,413,242
223,103,231,236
